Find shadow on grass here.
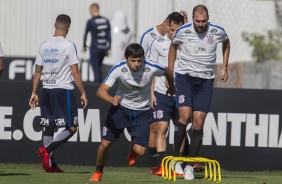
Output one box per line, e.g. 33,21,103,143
63,171,91,174
0,172,31,176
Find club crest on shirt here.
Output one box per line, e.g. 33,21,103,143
210,28,217,34
140,73,149,85
144,67,151,72
185,29,192,34
207,35,214,44
121,67,128,73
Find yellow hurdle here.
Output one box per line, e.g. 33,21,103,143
161,156,222,183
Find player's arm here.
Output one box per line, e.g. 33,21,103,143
97,83,120,106
83,20,90,52
29,64,42,109
221,38,230,82
151,77,157,110
0,57,3,77
70,64,88,109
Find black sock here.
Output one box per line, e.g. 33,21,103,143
173,122,187,156
96,165,104,173
148,147,158,168
157,151,166,166
46,129,74,153
179,136,190,157
189,129,203,157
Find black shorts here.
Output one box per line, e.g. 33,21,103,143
102,105,151,147
40,88,78,128
152,91,177,122
175,73,214,112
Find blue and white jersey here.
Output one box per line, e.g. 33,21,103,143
148,34,180,95
0,42,4,57
35,36,79,90
139,26,162,60
173,22,228,79
104,60,165,110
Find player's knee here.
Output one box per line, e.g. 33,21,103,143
100,140,112,150
43,128,55,136
69,127,77,134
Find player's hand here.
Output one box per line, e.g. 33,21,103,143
112,95,121,106
81,93,88,109
29,93,39,109
180,10,188,23
221,67,228,82
166,85,176,96
151,94,157,110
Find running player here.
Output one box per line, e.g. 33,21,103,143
88,43,175,182
29,14,88,173
168,5,230,180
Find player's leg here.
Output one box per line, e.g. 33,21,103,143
127,108,151,166
148,121,158,172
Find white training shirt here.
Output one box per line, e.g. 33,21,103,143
139,26,163,60
0,42,4,57
35,36,79,90
104,60,165,110
173,22,228,79
148,34,181,95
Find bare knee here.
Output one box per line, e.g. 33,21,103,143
69,127,77,134
133,144,147,156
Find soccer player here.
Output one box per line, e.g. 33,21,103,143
168,5,230,180
88,43,175,182
83,3,111,83
29,14,88,173
139,10,188,173
0,42,4,77
148,12,185,175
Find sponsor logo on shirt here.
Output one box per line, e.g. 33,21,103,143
43,59,59,63
43,48,59,54
157,38,164,42
210,28,217,34
150,32,156,37
143,67,150,72
185,29,192,34
121,67,128,73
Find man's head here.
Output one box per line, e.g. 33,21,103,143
192,5,209,33
54,14,71,34
167,12,185,40
90,3,100,17
124,43,144,72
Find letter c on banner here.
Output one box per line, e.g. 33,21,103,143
23,108,42,141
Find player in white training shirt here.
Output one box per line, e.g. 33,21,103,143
29,14,88,173
0,42,4,77
147,12,187,175
88,43,175,182
168,5,230,180
140,11,188,173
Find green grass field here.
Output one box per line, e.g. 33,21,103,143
0,163,282,184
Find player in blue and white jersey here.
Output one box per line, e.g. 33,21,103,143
0,42,4,77
168,5,230,180
148,12,186,175
88,43,175,182
29,14,88,173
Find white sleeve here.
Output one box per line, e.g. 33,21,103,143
0,42,4,57
69,43,79,65
147,40,159,63
173,29,184,45
104,65,121,87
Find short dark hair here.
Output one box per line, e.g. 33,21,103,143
55,14,71,31
90,3,99,10
167,12,185,25
124,43,144,59
193,4,209,17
